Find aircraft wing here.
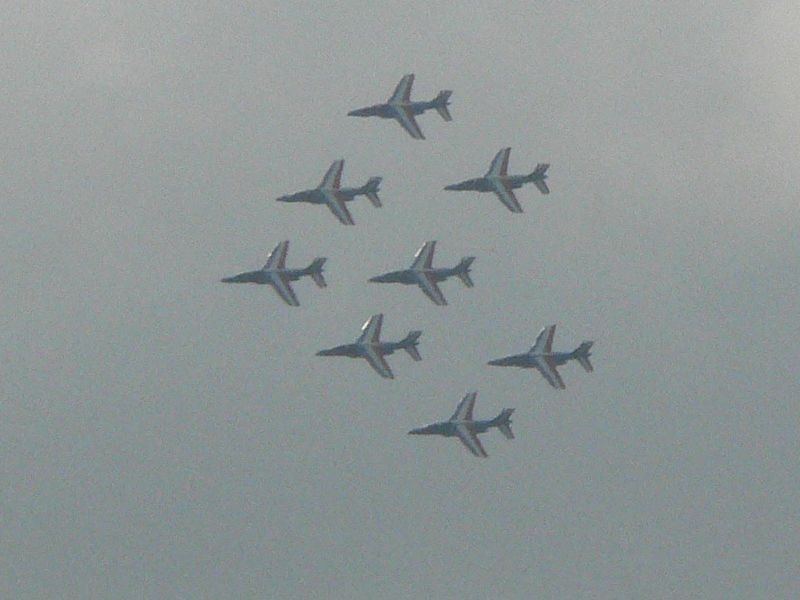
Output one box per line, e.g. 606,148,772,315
531,325,556,354
415,272,447,306
534,356,566,390
363,346,394,379
449,392,477,421
410,241,436,269
263,240,289,270
389,73,414,104
269,273,300,307
319,159,344,189
322,191,355,225
490,180,523,213
486,147,511,177
533,179,550,194
454,424,487,457
391,106,425,140
358,313,383,344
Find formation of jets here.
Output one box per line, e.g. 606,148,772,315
223,74,596,457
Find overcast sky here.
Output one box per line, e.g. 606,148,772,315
2,3,798,598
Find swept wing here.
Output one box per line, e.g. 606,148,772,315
531,325,556,354
388,74,414,103
263,240,289,270
269,273,300,307
449,392,477,421
533,356,566,390
490,180,523,213
415,272,447,306
319,159,344,189
391,106,425,140
455,425,488,457
358,314,384,344
486,147,511,177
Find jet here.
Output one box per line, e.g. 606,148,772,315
488,324,594,389
368,241,475,306
276,159,382,225
408,392,514,458
347,73,452,140
316,313,422,379
444,147,550,213
221,240,326,307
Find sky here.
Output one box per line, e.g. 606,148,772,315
1,3,798,598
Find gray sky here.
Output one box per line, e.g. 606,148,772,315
2,3,798,598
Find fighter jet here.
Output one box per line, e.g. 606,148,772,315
444,147,550,213
221,240,326,307
316,313,422,379
276,159,382,225
408,392,514,458
347,74,452,140
368,241,475,306
488,324,594,389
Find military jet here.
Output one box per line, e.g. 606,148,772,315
276,159,382,225
347,73,452,140
408,392,514,458
444,147,550,213
488,324,594,389
316,313,422,379
221,240,326,307
368,241,475,306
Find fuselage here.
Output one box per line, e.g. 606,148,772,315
369,268,455,285
488,350,579,368
348,100,435,119
445,174,539,193
316,341,403,359
276,188,362,205
409,419,496,437
221,268,307,284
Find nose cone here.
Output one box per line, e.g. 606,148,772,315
275,195,288,202
408,427,425,435
368,274,386,283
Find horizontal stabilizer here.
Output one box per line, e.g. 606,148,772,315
403,330,423,361
456,256,475,288
364,177,382,207
495,408,515,440
434,90,453,121
577,356,593,373
308,257,327,288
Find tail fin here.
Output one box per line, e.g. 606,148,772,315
455,256,475,288
530,163,549,178
493,408,515,440
433,90,453,121
362,177,382,207
402,330,423,361
574,341,594,372
307,257,327,288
